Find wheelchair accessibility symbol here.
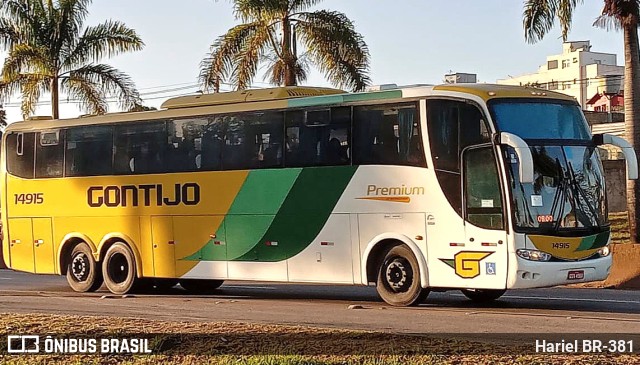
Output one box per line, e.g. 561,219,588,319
486,262,496,275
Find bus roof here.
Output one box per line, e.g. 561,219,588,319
4,84,577,132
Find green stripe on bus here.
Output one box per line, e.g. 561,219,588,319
181,169,302,261
342,90,402,102
287,90,403,108
234,165,357,262
575,231,610,252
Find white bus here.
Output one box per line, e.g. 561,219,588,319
2,84,635,306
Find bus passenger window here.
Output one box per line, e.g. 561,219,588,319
6,132,35,178
65,126,113,177
245,111,283,169
36,130,64,178
114,122,166,175
285,107,350,167
167,117,214,172
353,103,423,167
222,115,249,170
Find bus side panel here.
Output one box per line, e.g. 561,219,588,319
287,214,353,283
150,216,175,278
139,216,155,277
7,218,34,272
173,215,226,279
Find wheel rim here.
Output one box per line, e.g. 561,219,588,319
384,257,413,293
107,253,129,285
71,252,90,282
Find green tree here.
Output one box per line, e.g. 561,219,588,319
200,0,370,92
0,0,144,119
523,0,640,242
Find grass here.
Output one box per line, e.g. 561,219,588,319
0,313,637,364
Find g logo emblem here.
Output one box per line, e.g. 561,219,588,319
440,251,494,279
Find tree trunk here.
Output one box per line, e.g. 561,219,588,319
281,17,297,86
623,19,640,243
50,76,59,119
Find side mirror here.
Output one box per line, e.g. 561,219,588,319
593,133,638,180
498,132,534,184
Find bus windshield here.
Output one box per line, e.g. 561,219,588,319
489,100,591,140
489,100,608,233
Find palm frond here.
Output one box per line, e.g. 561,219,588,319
295,10,370,91
557,0,583,40
63,63,141,112
60,75,108,115
1,44,52,80
594,14,622,31
289,0,323,13
263,51,309,85
63,20,144,69
20,74,45,118
0,18,20,49
199,21,263,91
599,0,640,27
233,0,286,22
230,23,271,89
523,0,559,43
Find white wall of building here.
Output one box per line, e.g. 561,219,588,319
497,41,623,108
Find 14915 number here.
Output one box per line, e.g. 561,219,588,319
14,193,44,205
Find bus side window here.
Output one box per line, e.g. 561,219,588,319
246,111,283,169
285,107,350,167
167,117,212,172
36,130,64,178
65,125,113,177
222,115,249,170
114,122,166,175
6,132,35,178
353,103,423,167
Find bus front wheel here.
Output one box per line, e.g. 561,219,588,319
102,242,137,295
460,289,506,303
376,245,428,306
66,242,103,292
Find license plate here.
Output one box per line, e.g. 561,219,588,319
567,270,584,280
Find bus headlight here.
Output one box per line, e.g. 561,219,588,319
516,249,552,261
597,245,611,257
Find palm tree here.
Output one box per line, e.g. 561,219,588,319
200,0,370,92
523,0,640,242
0,0,144,120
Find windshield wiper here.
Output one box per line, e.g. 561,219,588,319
567,161,601,228
549,158,567,233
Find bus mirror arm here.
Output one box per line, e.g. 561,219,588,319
498,132,534,184
594,133,638,180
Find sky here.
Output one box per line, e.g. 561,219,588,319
0,0,627,124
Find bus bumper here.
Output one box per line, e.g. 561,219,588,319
507,254,612,289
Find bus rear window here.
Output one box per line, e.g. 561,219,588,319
6,132,35,178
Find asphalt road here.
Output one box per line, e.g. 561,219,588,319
1,270,639,335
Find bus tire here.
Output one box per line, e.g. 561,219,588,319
179,279,224,293
376,245,428,306
461,289,506,303
66,242,103,292
102,242,137,295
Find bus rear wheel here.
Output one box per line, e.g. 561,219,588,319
376,245,428,306
102,242,137,295
179,279,224,294
461,289,506,303
66,242,103,292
